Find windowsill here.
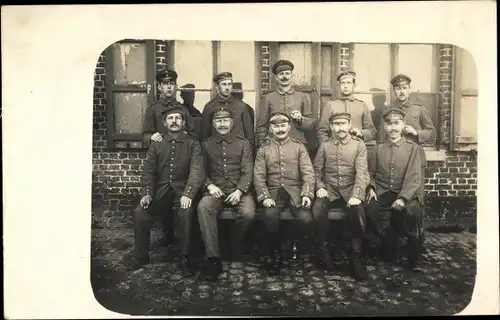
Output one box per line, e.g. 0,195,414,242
424,149,447,162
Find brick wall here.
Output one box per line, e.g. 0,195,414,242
260,42,271,93
339,43,351,71
92,41,477,228
439,44,453,146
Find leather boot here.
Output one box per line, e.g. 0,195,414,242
266,250,281,276
349,252,368,281
179,255,194,277
198,257,223,282
319,242,334,271
407,236,421,271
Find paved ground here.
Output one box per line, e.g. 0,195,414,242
91,227,476,316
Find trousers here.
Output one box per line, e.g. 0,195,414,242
261,188,313,254
365,191,423,257
312,197,366,252
197,193,256,257
132,187,195,261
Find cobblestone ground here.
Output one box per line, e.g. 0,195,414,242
91,227,476,316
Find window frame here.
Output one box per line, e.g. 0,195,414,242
451,46,478,152
349,42,441,152
104,39,156,150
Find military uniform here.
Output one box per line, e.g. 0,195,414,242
143,69,198,148
232,82,255,127
254,112,315,273
377,74,436,250
256,60,315,148
199,72,254,144
317,71,377,144
311,113,370,278
133,107,205,274
365,108,424,269
197,107,256,269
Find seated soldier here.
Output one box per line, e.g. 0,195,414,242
365,107,424,271
312,112,370,280
131,106,205,277
253,112,315,275
197,106,256,282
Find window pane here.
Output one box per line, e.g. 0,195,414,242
114,92,148,134
111,42,147,85
458,48,477,90
174,41,213,111
279,43,313,85
457,96,478,137
218,41,256,91
321,46,332,88
397,45,436,92
352,44,391,94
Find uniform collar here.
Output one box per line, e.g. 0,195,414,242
332,134,352,145
216,94,235,103
339,95,356,101
394,99,411,108
387,136,406,147
215,132,235,144
159,97,180,106
165,131,186,142
271,136,291,145
276,86,295,95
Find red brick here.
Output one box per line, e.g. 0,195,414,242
453,184,470,190
471,185,477,190
449,168,458,173
467,179,477,184
458,168,468,173
457,191,468,196
428,191,438,196
438,190,448,196
424,185,434,190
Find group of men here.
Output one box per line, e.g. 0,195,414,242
131,58,437,283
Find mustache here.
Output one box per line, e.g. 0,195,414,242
218,126,229,130
276,131,286,135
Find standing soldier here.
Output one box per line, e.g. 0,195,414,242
255,60,315,151
254,112,315,275
143,69,198,247
317,70,377,145
197,106,256,282
312,112,370,280
365,107,424,271
132,106,205,276
199,72,254,144
377,74,436,251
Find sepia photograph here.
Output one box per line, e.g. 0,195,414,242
3,2,497,319
90,39,478,316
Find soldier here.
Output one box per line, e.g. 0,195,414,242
312,112,370,280
317,70,377,145
377,74,436,251
254,112,315,275
132,106,205,276
143,69,198,247
232,82,255,127
197,106,256,281
199,72,254,144
365,107,424,271
255,60,315,150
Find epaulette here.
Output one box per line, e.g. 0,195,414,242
260,139,271,147
352,135,361,141
235,135,248,141
290,137,304,145
202,136,215,143
353,97,364,102
330,97,340,101
405,139,418,146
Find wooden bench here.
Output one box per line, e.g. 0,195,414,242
219,207,347,220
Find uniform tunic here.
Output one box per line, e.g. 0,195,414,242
317,96,377,144
313,134,370,202
253,137,315,208
256,88,315,146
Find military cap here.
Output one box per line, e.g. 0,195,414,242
156,69,178,83
382,107,406,122
161,105,185,119
337,70,356,82
390,74,412,86
211,106,234,120
272,59,294,74
232,82,243,91
180,83,195,91
329,112,352,122
268,111,291,124
213,72,233,84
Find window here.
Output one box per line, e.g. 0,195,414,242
104,39,156,149
170,41,257,114
351,43,440,147
452,46,478,151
